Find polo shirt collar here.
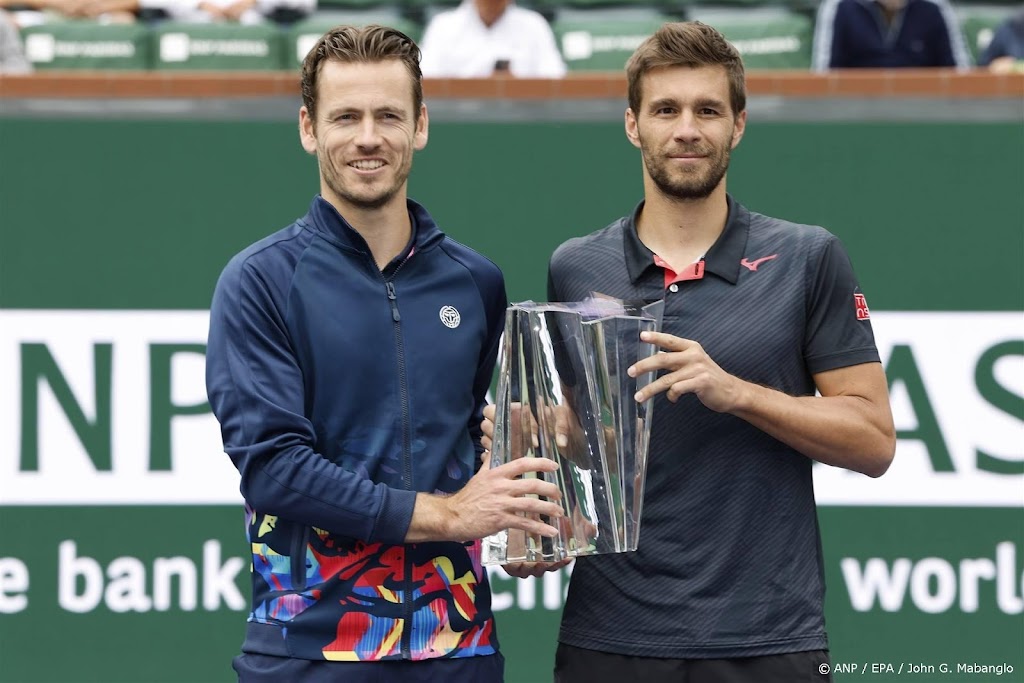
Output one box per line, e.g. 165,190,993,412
623,194,749,286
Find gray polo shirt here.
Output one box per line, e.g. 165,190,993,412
549,196,880,659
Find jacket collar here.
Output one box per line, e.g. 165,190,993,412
308,195,445,255
623,194,750,286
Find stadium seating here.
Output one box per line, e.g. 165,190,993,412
12,0,1015,72
21,21,152,69
152,22,283,69
287,11,421,68
685,6,813,69
552,7,674,71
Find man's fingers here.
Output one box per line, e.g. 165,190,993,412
504,564,531,579
633,370,682,402
505,494,563,518
628,353,673,378
628,333,698,377
553,406,571,449
505,477,561,503
506,516,560,538
503,562,545,579
628,345,695,376
502,559,571,578
480,403,494,444
502,563,528,578
510,402,541,450
495,456,559,477
639,331,690,350
497,463,562,500
521,407,540,449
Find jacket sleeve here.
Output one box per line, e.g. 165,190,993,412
206,255,417,544
468,265,508,467
812,0,845,71
932,0,972,68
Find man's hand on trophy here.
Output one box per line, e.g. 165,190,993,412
481,404,495,451
482,402,542,460
544,402,593,467
628,331,742,412
499,501,593,578
502,558,573,579
408,456,564,543
563,500,599,547
483,401,586,462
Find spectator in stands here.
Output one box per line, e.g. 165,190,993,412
0,9,31,72
979,9,1024,72
0,0,312,24
143,0,313,24
420,0,566,78
812,0,971,70
0,0,137,24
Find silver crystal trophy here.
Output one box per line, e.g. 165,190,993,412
482,295,664,565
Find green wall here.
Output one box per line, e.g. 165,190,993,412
0,115,1021,683
1,119,1021,311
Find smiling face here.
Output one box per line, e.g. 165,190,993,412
626,64,746,202
299,59,428,213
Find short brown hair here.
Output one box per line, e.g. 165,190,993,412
300,25,423,125
626,22,746,116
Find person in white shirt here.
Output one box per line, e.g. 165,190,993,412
420,0,566,77
0,9,31,72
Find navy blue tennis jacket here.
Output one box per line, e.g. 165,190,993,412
206,195,507,662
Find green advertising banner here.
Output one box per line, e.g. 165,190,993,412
1,113,1021,683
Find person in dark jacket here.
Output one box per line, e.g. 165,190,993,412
205,24,563,683
979,10,1024,72
812,0,971,70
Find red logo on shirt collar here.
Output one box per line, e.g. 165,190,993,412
854,293,870,320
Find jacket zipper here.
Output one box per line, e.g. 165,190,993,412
383,258,415,659
290,524,309,591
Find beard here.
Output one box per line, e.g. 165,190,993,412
640,135,732,201
320,149,412,211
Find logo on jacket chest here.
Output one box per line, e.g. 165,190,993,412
439,306,461,329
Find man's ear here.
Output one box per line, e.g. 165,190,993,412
414,102,429,151
731,109,747,150
625,108,641,150
299,106,318,155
